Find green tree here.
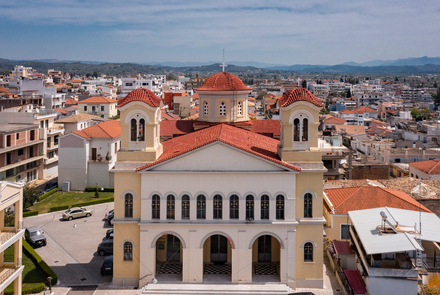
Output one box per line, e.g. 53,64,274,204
410,108,420,119
422,108,431,119
395,76,399,82
346,89,352,98
431,87,440,110
434,82,437,88
92,71,98,78
23,182,40,208
301,80,307,89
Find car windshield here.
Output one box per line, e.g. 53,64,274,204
65,209,71,214
30,231,41,236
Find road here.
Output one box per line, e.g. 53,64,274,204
23,202,114,286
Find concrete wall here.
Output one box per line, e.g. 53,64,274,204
365,276,417,295
58,134,88,190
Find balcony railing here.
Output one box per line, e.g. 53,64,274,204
89,155,112,163
0,259,22,285
0,223,23,245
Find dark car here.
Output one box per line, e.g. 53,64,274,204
25,226,46,248
106,210,114,225
105,229,113,239
101,256,113,275
97,239,113,256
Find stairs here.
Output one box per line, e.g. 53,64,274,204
139,282,294,295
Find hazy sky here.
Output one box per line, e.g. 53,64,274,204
1,0,439,65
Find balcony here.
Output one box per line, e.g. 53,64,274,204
47,126,64,135
88,155,112,164
0,259,24,294
0,223,24,253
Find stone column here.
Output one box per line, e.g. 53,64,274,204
286,230,296,289
184,230,203,282
139,230,156,287
232,230,252,283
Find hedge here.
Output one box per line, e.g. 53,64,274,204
71,197,114,208
49,205,69,212
84,186,114,192
4,283,46,295
23,210,39,217
38,188,58,202
23,239,58,285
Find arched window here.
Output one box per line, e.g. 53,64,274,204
261,195,269,220
219,102,226,116
213,194,222,219
302,118,308,141
181,195,190,219
238,101,242,115
152,194,160,219
124,193,133,218
138,118,145,141
204,101,209,116
230,195,239,219
246,195,254,220
167,195,175,219
276,195,284,220
197,195,206,219
304,242,313,262
130,118,137,141
304,193,312,218
124,242,133,261
293,118,300,141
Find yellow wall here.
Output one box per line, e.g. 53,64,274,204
113,223,140,279
324,214,350,241
295,173,323,219
295,224,324,280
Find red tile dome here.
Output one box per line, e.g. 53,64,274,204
279,87,323,108
117,88,162,108
195,72,252,92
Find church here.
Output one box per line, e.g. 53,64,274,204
112,72,325,289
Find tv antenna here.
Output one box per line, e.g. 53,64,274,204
220,48,227,72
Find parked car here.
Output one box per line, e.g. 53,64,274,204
25,226,46,248
62,207,93,221
104,209,114,220
105,229,113,239
97,239,113,256
101,256,113,275
107,211,114,225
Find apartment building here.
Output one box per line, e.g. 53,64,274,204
0,181,24,295
120,75,165,97
78,96,118,119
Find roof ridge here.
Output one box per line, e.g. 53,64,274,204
428,160,440,174
332,186,362,209
381,187,431,213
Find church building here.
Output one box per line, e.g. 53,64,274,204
112,72,326,289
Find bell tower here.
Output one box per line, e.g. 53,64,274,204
116,88,163,163
277,88,323,167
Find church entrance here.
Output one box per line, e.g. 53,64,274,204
203,234,232,281
251,234,280,282
155,234,182,281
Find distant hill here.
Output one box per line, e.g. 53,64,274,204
342,56,440,67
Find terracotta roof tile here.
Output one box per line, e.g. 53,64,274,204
161,110,180,121
137,124,299,171
65,98,78,105
182,113,199,120
117,88,162,108
195,72,252,92
325,186,431,214
54,108,67,114
0,87,9,92
279,87,323,108
160,120,195,137
57,113,103,123
79,96,117,104
70,79,83,83
250,120,280,137
323,116,345,124
409,159,440,175
72,120,120,139
353,106,377,114
334,125,366,135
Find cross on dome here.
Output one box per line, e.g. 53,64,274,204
220,48,227,72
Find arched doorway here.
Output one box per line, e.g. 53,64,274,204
155,234,183,281
202,234,232,282
251,234,281,282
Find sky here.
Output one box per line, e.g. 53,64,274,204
0,0,439,66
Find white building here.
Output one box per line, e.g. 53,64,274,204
58,120,120,191
120,75,166,97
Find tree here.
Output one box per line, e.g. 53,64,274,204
92,71,98,78
301,80,307,89
410,108,420,119
395,76,399,82
23,182,40,208
431,87,440,110
434,82,437,88
422,108,431,119
346,89,352,98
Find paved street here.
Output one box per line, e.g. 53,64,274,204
23,202,114,286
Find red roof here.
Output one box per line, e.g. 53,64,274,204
334,240,354,255
353,106,377,114
409,159,440,175
325,186,431,214
195,72,252,92
161,110,180,121
117,88,161,108
160,120,195,137
278,87,323,108
323,116,345,124
137,124,299,171
344,270,367,294
250,120,280,137
65,98,78,105
73,120,121,139
0,87,9,92
70,79,83,83
54,108,67,114
79,96,117,104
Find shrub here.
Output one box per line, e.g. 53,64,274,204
49,205,69,212
23,239,58,285
38,188,58,202
84,186,114,192
23,210,39,217
4,283,46,295
71,197,114,208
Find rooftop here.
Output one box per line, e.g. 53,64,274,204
117,88,162,108
72,120,120,139
278,87,323,108
56,113,103,123
79,96,118,104
409,159,440,175
195,72,252,92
